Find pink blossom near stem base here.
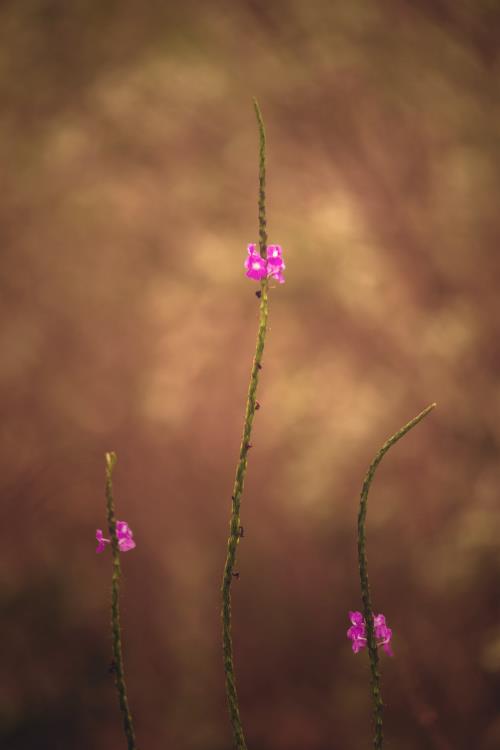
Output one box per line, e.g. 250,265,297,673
96,520,136,553
347,611,393,655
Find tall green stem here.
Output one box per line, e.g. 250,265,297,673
221,99,269,750
105,452,138,750
357,403,436,750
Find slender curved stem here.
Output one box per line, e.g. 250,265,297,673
221,99,268,750
357,403,436,750
105,452,138,750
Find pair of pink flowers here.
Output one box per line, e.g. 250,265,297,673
347,611,393,656
244,243,285,284
96,520,136,553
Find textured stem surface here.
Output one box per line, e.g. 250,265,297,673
357,403,436,750
221,99,268,750
105,452,138,750
253,98,268,257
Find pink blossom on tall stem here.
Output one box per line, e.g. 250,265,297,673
347,611,367,654
266,244,284,267
347,611,393,655
244,243,285,283
96,520,136,553
244,244,267,280
374,613,393,655
96,529,109,553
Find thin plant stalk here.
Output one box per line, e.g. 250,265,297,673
357,403,436,750
221,99,269,750
105,451,138,750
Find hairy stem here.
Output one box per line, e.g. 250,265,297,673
357,403,436,750
221,99,269,750
105,452,138,750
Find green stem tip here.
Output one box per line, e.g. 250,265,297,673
252,97,267,257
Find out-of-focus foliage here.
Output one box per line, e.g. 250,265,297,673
1,1,499,748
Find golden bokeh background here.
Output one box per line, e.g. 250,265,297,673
1,1,499,748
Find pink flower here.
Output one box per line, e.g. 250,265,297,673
347,611,393,655
245,244,268,281
374,613,393,656
347,611,367,653
96,520,136,553
266,244,283,265
244,243,285,283
96,529,110,553
268,266,285,284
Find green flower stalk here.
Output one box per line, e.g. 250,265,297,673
356,403,436,750
221,99,279,750
104,452,138,750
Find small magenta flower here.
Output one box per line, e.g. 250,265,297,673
268,267,285,284
347,611,367,654
96,520,136,553
374,613,393,656
245,244,267,281
266,244,284,270
96,529,110,553
267,245,285,284
245,243,285,283
347,611,393,655
266,244,283,264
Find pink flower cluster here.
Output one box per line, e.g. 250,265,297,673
96,520,136,553
245,243,285,284
347,611,393,656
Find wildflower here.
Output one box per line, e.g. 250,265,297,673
347,611,367,654
266,245,286,283
266,244,283,266
245,244,267,281
96,520,136,553
347,611,393,655
96,529,110,553
374,613,393,656
244,243,285,283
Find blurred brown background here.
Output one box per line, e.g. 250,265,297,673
1,1,499,748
